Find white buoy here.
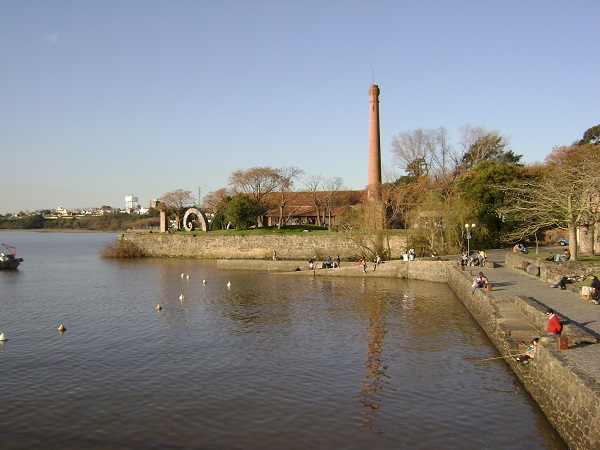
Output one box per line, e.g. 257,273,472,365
156,304,162,311
181,273,185,278
202,279,206,284
58,324,66,332
186,274,190,280
0,332,6,341
179,294,185,301
227,281,231,287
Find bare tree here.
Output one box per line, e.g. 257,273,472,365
201,188,231,214
499,145,600,260
323,177,345,230
229,167,281,226
303,175,324,226
158,189,196,229
454,125,517,171
391,127,453,176
275,166,304,229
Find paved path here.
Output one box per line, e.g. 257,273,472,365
477,250,600,383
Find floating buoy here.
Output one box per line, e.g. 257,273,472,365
227,281,231,287
0,332,6,341
181,273,185,278
179,294,185,301
202,279,206,284
156,304,162,311
58,324,66,332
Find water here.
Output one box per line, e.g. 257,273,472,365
0,231,565,449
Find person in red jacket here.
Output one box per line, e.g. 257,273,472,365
546,308,563,336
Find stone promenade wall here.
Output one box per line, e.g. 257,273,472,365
506,251,600,283
448,267,599,449
122,232,407,261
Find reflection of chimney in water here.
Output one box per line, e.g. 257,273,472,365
367,85,381,200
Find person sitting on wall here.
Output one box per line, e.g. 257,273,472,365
471,272,488,294
477,249,487,267
589,274,600,304
551,272,586,289
516,338,539,364
546,308,563,336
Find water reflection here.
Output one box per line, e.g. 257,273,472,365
359,314,389,432
0,232,566,449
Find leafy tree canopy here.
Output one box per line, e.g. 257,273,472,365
222,195,263,230
577,123,600,146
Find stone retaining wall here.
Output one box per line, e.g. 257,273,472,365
123,232,407,261
506,251,600,283
448,267,599,449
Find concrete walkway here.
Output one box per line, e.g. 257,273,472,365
477,250,600,383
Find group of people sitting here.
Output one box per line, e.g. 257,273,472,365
462,250,487,267
551,273,600,303
512,243,529,253
514,308,566,365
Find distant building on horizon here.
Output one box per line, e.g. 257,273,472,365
125,195,140,213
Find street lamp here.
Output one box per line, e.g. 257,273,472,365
465,223,476,255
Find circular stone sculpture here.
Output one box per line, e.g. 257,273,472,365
182,208,210,232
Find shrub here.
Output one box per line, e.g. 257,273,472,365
100,239,146,258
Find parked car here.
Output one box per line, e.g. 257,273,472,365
556,237,569,246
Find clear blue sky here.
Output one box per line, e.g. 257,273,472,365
1,0,598,214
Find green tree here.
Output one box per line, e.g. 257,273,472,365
228,167,280,227
223,195,263,230
577,123,600,146
456,160,522,247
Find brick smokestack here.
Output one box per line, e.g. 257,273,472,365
368,85,381,200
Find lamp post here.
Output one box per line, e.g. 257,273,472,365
465,223,476,255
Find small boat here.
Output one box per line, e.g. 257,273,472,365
0,243,23,270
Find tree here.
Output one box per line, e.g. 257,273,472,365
201,188,232,230
275,166,304,229
158,189,195,230
391,127,452,176
456,160,523,247
499,145,600,259
228,167,281,226
322,177,345,230
457,125,520,171
577,123,600,146
303,175,324,226
222,195,263,230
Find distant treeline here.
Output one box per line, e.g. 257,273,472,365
0,212,160,231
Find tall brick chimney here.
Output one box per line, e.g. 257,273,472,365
368,85,381,200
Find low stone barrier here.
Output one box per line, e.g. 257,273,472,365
448,267,598,449
123,232,408,261
506,251,600,283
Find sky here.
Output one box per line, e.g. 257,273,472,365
1,0,599,215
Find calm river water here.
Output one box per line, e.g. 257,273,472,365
0,231,565,449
